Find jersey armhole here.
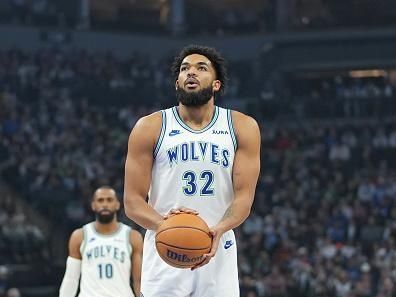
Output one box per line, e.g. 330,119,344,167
80,226,88,255
227,109,238,151
153,110,167,158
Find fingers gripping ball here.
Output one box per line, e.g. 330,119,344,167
155,213,212,268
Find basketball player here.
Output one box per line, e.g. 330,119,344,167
124,45,260,297
59,186,143,297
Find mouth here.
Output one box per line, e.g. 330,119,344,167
185,78,200,89
99,209,111,214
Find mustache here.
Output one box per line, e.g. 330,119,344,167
96,208,117,216
98,209,113,214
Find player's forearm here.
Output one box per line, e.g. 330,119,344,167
124,196,163,230
133,281,141,297
216,198,251,232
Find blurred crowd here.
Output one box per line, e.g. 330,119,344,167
258,75,396,122
0,195,47,265
1,47,396,297
291,76,394,101
239,120,396,297
0,195,48,297
0,0,70,28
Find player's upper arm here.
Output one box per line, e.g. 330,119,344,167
130,230,143,281
231,111,261,204
124,112,162,208
68,228,84,260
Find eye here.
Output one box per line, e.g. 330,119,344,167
180,66,188,71
198,66,207,71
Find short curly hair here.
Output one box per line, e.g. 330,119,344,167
171,45,228,95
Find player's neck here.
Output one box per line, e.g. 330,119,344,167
177,101,215,129
94,220,120,235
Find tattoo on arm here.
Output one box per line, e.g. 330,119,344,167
221,204,235,221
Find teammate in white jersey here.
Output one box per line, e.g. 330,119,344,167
124,45,261,297
59,186,143,297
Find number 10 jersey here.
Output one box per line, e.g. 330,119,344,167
79,222,134,297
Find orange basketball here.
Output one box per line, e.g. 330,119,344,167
155,213,212,268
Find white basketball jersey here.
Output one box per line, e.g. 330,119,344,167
150,106,237,227
79,222,135,297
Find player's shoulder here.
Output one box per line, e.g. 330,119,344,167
69,228,84,247
129,110,163,144
70,228,84,239
134,110,163,131
129,229,144,251
230,110,259,132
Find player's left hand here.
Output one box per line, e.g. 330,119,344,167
191,226,224,271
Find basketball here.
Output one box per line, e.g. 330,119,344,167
155,213,212,268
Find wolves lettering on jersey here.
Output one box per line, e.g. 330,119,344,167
85,244,126,263
166,141,230,168
79,222,134,297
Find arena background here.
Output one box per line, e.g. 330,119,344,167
1,0,396,296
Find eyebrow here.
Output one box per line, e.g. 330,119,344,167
181,61,210,67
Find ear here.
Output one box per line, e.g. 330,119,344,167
116,199,120,211
175,80,179,90
91,200,95,212
212,80,221,92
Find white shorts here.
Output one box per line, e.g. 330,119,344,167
140,229,239,297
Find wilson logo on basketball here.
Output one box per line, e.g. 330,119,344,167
166,250,204,263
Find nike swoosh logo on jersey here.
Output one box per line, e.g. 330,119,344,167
169,130,182,136
224,240,234,249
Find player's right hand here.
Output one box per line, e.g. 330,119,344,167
164,207,199,219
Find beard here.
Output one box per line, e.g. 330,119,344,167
95,210,116,224
176,86,214,107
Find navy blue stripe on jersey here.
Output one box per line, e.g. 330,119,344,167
154,110,166,158
172,106,219,134
227,109,237,151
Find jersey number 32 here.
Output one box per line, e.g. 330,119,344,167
182,170,214,196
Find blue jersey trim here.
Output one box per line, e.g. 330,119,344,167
227,109,237,151
172,106,219,134
153,110,166,158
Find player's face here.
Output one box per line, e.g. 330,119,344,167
91,188,120,224
175,54,221,106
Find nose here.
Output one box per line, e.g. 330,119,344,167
100,201,109,208
187,68,197,77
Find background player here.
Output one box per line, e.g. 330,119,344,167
59,186,143,297
124,45,261,296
